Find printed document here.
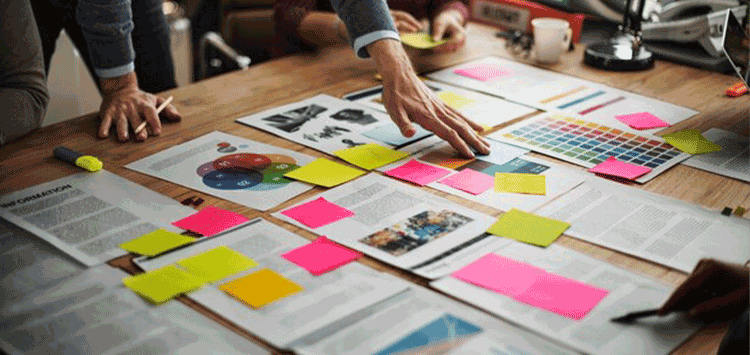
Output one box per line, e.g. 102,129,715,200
681,128,749,182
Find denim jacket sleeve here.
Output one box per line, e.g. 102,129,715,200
75,0,135,78
328,0,400,58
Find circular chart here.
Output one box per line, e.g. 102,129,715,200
198,149,299,191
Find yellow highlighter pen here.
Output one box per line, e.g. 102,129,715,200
53,146,103,172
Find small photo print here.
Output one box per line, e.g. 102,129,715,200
331,109,378,125
262,104,327,133
359,210,473,256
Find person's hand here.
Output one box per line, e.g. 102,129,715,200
431,9,466,52
97,72,181,142
390,10,423,34
658,259,749,322
367,40,490,158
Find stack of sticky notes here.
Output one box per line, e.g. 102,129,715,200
281,197,354,228
123,265,204,304
453,254,608,319
220,269,303,308
494,173,546,195
334,144,409,170
172,206,249,237
401,33,447,49
120,229,195,256
282,236,363,276
177,246,258,282
384,159,452,186
487,209,569,247
589,156,652,180
662,129,722,154
283,158,366,187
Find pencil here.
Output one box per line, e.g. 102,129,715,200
134,95,174,135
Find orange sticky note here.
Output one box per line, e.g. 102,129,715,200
220,269,303,308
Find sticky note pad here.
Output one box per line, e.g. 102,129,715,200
384,159,452,186
283,158,366,187
401,33,447,49
220,269,303,308
172,206,249,237
281,197,354,228
437,92,476,110
177,246,258,282
362,124,432,147
662,129,722,154
488,209,569,247
119,229,195,256
589,156,652,180
452,254,546,297
454,65,510,81
494,173,546,195
734,207,746,216
282,236,363,276
614,112,671,130
334,143,409,170
439,169,494,195
123,265,204,304
515,273,609,320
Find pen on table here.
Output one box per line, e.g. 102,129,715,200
53,146,103,172
134,95,174,135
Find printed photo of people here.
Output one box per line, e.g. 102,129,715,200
359,210,474,256
262,104,327,132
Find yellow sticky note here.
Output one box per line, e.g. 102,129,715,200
495,173,546,195
401,33,447,49
437,91,477,110
220,268,303,308
177,246,258,282
119,229,195,256
334,144,409,170
123,265,204,304
283,158,366,187
661,129,722,154
487,209,569,247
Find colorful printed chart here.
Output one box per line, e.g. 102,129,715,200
197,152,299,191
489,114,690,183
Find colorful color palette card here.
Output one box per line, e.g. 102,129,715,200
283,158,366,187
494,173,546,195
334,143,409,170
172,206,249,237
487,209,569,247
401,33,447,49
177,246,258,282
662,129,722,154
452,254,545,297
514,273,609,320
454,65,510,81
589,156,652,180
282,236,363,276
220,268,303,308
384,159,452,186
362,124,432,147
614,112,671,130
119,229,195,256
439,169,494,195
123,265,204,304
280,197,354,228
437,91,477,110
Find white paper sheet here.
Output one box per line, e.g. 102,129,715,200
126,131,316,211
535,179,750,272
681,128,750,182
134,218,411,350
431,242,703,355
0,170,195,266
272,173,497,275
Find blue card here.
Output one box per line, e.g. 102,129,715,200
362,124,432,147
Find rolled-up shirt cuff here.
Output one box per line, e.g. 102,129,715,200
353,30,401,58
94,62,135,79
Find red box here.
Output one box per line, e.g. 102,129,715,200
470,0,586,43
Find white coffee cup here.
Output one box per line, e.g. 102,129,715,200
531,18,572,63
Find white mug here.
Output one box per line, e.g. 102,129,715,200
531,18,572,63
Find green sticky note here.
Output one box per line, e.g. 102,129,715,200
283,158,366,187
487,209,570,247
334,144,409,170
177,246,258,282
119,229,195,256
495,173,546,195
123,265,204,304
401,33,448,49
661,129,722,154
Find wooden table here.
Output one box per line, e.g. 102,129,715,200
1,22,748,355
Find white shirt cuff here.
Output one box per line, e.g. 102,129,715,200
353,30,401,59
94,63,135,79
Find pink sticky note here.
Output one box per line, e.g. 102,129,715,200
452,254,546,297
515,273,609,320
172,206,249,237
438,169,494,195
589,156,652,180
614,112,671,130
454,65,510,81
384,160,452,186
282,236,363,275
281,197,354,229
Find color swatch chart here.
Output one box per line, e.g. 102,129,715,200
489,114,691,183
